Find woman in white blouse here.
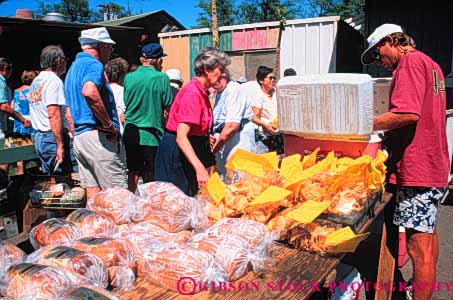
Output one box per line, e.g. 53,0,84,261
251,66,283,153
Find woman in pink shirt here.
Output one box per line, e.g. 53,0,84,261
155,48,231,196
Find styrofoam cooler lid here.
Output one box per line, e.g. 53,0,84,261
277,73,373,87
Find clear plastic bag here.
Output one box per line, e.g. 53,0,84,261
138,243,226,293
4,263,74,300
115,222,192,258
57,286,121,300
25,245,108,288
0,242,26,296
69,237,136,290
133,182,209,232
188,233,257,281
29,218,82,250
66,208,116,238
206,218,276,270
88,187,139,225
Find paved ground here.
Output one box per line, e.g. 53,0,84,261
400,196,453,300
351,192,453,300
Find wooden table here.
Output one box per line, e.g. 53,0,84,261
120,193,395,300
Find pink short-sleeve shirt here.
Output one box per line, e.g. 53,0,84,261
166,77,213,136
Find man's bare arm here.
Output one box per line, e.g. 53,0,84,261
373,112,419,131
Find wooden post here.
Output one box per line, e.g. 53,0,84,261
375,222,396,300
274,8,286,79
211,0,219,48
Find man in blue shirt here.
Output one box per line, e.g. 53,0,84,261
64,27,127,199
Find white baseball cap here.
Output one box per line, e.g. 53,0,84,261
79,27,116,45
166,69,183,83
361,23,403,65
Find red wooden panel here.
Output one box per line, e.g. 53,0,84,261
232,28,274,51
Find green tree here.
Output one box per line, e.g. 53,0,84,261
195,0,236,28
236,0,301,24
304,0,364,18
38,0,91,22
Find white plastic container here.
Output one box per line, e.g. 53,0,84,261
277,74,374,139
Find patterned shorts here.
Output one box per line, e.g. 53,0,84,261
393,186,446,233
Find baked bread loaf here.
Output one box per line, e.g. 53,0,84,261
188,233,252,281
89,187,139,224
0,242,26,282
26,245,108,288
134,182,208,232
59,286,121,300
69,237,136,290
29,218,81,249
138,243,226,293
66,208,116,238
5,263,73,300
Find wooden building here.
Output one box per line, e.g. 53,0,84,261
159,16,364,84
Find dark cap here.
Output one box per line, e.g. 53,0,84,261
141,43,167,59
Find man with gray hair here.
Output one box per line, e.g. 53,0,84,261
64,27,127,199
211,71,246,176
28,45,77,175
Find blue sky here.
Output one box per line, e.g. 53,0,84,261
0,0,200,27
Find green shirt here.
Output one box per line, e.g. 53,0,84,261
124,66,173,146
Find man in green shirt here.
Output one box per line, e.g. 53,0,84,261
123,43,173,192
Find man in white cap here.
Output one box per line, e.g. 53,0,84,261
363,24,449,300
165,68,183,100
64,27,127,199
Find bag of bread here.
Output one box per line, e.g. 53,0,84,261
116,222,192,244
188,233,260,281
30,218,82,249
136,181,183,198
0,243,26,296
138,243,226,292
115,222,192,260
69,237,136,290
66,209,116,238
58,286,121,300
26,245,108,288
133,182,208,232
88,187,139,224
206,218,276,270
4,263,74,300
0,242,26,283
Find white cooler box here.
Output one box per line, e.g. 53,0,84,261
277,73,374,140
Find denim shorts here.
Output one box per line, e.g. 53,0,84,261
34,131,78,175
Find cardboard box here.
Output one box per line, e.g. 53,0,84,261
0,212,19,240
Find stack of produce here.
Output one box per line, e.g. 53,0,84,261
56,286,121,300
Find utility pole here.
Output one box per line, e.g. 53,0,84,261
211,0,219,48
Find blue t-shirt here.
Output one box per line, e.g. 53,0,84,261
64,52,119,136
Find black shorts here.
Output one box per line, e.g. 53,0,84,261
123,125,158,172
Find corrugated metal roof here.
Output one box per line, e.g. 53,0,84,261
96,10,185,30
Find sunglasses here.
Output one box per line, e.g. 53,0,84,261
266,75,277,81
371,41,386,62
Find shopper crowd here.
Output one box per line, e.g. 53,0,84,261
0,27,287,195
